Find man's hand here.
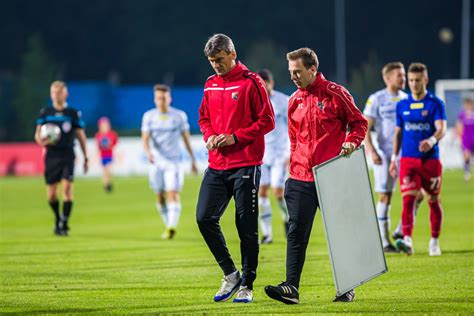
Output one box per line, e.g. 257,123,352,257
147,152,154,164
83,157,89,174
370,150,382,165
37,138,50,147
191,160,198,174
389,160,398,178
215,134,236,148
206,135,218,151
340,142,356,156
419,136,436,153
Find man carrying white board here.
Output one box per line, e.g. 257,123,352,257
264,47,368,304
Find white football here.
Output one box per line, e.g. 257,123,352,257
40,123,61,145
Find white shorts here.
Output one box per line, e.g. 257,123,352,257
260,155,288,188
373,154,397,193
148,163,184,193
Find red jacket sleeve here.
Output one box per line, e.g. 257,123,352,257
288,96,297,154
330,85,368,146
198,92,217,142
233,74,275,143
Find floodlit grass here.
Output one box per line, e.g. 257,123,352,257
1,170,473,314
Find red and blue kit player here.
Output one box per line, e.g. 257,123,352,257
389,63,447,256
456,98,474,181
95,117,118,192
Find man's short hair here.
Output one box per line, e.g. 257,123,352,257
464,97,474,105
408,62,428,75
286,47,319,70
257,69,274,82
153,84,171,93
382,62,404,76
204,34,235,57
51,80,66,89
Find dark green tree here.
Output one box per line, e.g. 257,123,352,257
11,34,60,141
348,51,384,110
243,39,292,89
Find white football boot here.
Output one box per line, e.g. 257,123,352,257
213,271,241,302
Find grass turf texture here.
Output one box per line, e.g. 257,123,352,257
1,170,473,314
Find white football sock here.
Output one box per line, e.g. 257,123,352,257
259,197,272,238
167,201,181,229
404,235,413,245
376,201,391,247
277,198,289,223
429,237,439,248
156,202,168,226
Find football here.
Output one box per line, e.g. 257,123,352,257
40,123,61,145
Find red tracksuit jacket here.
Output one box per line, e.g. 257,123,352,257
198,62,275,170
288,72,368,182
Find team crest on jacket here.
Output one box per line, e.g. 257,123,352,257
232,92,239,100
62,121,71,133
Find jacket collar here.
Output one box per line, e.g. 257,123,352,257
301,72,326,94
221,61,247,80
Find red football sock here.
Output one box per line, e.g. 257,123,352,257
428,199,443,238
402,195,417,237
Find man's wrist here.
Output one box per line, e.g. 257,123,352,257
427,136,437,146
391,154,398,162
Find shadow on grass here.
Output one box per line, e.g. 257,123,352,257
1,307,108,314
5,284,215,293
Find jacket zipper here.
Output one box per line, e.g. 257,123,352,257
222,78,227,168
309,95,315,168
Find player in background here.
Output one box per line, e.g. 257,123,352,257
456,98,474,181
363,62,421,252
34,80,89,236
389,63,447,256
95,117,118,193
257,69,290,244
141,84,197,240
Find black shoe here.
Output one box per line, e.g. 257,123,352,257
264,282,299,304
261,235,273,244
384,244,399,253
60,220,69,236
54,226,64,236
105,183,113,193
333,290,355,302
392,231,403,240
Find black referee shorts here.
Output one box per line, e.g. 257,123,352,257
44,153,75,185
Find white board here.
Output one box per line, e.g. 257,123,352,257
312,146,387,296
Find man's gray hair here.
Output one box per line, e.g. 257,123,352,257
204,34,235,57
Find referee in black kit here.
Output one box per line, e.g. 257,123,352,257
34,80,89,236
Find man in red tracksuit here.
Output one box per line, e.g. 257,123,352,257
265,48,368,304
196,34,275,303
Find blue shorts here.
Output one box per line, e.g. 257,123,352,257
101,157,113,166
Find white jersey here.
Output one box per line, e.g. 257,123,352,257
363,89,407,155
264,90,290,156
141,107,190,162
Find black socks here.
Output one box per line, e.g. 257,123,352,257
48,200,60,225
63,201,73,222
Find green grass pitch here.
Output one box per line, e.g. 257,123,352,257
1,170,473,314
